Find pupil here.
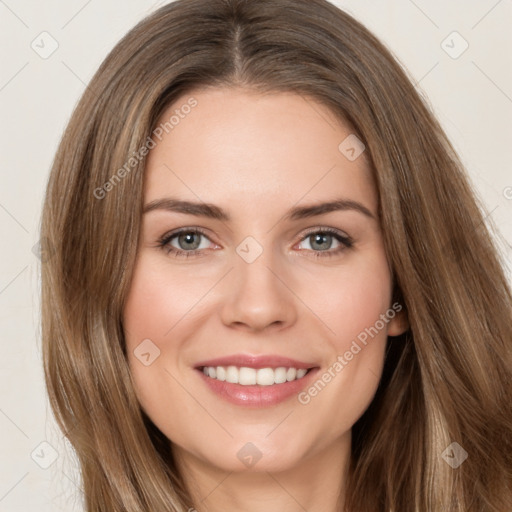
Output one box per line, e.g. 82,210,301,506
180,233,200,250
312,233,331,251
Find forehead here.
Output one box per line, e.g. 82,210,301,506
143,87,376,218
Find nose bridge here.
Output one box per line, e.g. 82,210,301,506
219,234,297,331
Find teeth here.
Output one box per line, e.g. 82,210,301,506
240,367,257,385
202,366,309,385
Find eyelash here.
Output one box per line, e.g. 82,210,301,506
157,227,354,259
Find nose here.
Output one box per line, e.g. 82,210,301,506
219,246,298,333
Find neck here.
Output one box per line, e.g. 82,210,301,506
173,431,351,512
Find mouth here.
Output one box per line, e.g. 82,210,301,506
197,365,315,386
193,354,320,407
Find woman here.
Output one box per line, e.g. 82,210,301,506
40,0,512,510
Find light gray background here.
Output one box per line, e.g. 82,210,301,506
1,1,511,510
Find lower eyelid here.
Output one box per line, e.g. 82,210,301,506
159,228,352,255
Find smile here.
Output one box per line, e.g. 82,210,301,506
194,355,320,407
201,365,311,386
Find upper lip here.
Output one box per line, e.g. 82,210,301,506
194,353,318,370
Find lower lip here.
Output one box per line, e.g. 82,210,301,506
195,367,320,408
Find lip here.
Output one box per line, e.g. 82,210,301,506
194,353,317,370
194,353,320,408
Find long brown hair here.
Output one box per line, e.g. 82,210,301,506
40,0,512,510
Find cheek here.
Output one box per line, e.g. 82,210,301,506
299,257,394,430
309,252,393,351
123,256,213,345
122,257,207,427
122,256,196,387
295,253,393,432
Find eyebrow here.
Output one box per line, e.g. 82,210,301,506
142,197,375,221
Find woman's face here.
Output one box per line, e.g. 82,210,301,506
123,87,406,474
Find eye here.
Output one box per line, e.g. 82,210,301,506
157,226,353,259
157,228,215,258
296,227,353,258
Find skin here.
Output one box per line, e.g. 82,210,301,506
123,87,408,512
